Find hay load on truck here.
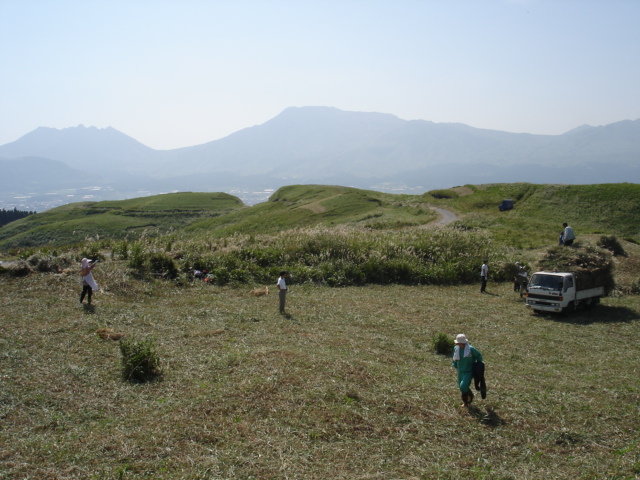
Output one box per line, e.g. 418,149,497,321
525,244,614,314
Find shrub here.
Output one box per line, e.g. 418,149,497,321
80,244,105,263
598,235,626,257
128,242,145,270
146,252,178,279
113,240,129,260
119,336,162,383
428,189,459,200
432,332,454,355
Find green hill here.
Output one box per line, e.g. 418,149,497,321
1,182,639,252
0,192,244,249
185,184,437,237
425,183,640,247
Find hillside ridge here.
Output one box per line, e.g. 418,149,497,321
1,182,638,252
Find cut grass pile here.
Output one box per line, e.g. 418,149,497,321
1,269,639,479
536,243,615,293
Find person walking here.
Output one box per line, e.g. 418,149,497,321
277,271,288,314
452,333,483,407
480,260,489,293
562,222,576,246
80,258,99,304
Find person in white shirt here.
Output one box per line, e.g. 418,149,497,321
480,260,489,293
80,258,99,304
277,271,288,313
562,222,576,246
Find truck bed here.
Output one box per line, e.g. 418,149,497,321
575,286,605,300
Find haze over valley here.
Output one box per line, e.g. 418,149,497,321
1,107,639,212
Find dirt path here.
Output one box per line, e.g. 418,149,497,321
430,207,458,225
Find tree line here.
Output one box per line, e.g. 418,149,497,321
0,208,36,227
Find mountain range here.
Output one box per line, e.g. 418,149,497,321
1,106,639,211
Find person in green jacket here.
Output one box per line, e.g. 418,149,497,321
452,333,483,407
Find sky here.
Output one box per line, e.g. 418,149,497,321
1,0,639,150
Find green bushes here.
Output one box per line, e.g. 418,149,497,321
119,336,162,383
146,252,178,279
112,240,129,260
77,225,504,287
80,241,107,263
432,332,454,355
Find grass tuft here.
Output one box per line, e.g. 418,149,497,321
119,335,162,383
432,332,455,355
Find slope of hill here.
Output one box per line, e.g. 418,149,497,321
184,184,438,237
424,182,640,247
1,183,639,252
0,192,244,249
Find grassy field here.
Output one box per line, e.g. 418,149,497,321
427,183,640,248
0,192,244,250
1,182,639,478
1,265,639,479
172,185,437,237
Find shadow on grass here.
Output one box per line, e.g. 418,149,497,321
467,405,505,427
539,305,639,325
480,291,500,297
82,304,96,314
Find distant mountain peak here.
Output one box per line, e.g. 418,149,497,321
563,124,594,135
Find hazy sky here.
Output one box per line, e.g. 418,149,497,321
2,0,639,150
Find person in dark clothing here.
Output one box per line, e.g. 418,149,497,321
277,271,288,313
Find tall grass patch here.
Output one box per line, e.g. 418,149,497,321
119,336,162,383
169,225,503,286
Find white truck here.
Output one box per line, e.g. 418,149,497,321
525,271,605,314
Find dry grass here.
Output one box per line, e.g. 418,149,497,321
1,269,639,479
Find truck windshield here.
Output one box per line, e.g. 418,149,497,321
529,274,563,291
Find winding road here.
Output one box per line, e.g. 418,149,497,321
429,207,459,226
